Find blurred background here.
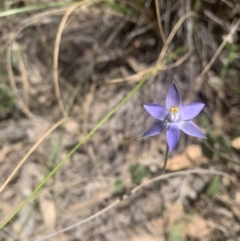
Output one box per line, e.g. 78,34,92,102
0,0,240,240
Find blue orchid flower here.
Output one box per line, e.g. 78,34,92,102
143,82,206,151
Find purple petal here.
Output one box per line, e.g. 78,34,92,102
143,121,166,137
180,102,204,120
166,82,182,109
180,121,206,138
144,104,168,120
166,123,180,151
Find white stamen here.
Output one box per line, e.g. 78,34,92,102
168,107,180,122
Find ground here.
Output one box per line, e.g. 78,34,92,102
0,0,240,241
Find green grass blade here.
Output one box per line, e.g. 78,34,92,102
16,85,82,237
0,75,148,229
0,1,75,18
0,46,187,229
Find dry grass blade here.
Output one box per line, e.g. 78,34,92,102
199,19,240,78
1,0,239,240
108,11,196,84
15,42,30,107
34,200,120,241
155,0,171,55
130,169,232,194
158,11,197,61
53,0,100,117
0,118,68,193
5,8,69,49
6,45,34,119
0,1,75,17
192,18,240,95
34,168,231,241
155,0,166,43
108,47,190,83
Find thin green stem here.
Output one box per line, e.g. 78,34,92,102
0,76,149,229
160,144,169,175
49,84,82,211
157,144,169,220
16,200,37,239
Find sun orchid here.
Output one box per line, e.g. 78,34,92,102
143,82,206,151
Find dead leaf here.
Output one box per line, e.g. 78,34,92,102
164,153,188,171
127,57,147,72
166,203,184,225
185,145,202,160
39,190,57,228
160,145,208,171
65,119,79,135
184,215,210,238
129,235,159,241
231,206,240,219
231,137,240,150
0,144,21,163
0,201,12,218
151,217,164,231
68,191,111,212
1,194,22,227
222,176,231,187
0,145,12,163
235,191,240,203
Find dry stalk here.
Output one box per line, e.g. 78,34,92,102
15,42,30,107
158,11,197,62
155,0,167,44
108,48,190,83
33,168,232,241
203,18,240,74
6,8,69,49
53,0,100,117
0,118,68,193
6,44,34,119
108,11,197,84
155,0,172,56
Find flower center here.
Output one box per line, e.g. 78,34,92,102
168,107,180,122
